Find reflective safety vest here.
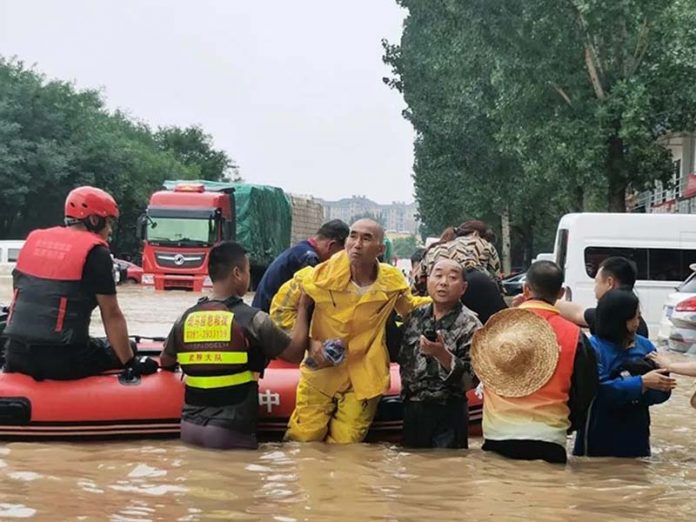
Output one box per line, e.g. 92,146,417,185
174,296,264,406
5,227,107,346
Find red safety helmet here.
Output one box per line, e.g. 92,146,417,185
65,186,119,220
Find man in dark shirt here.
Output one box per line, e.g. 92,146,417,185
556,256,649,337
252,219,349,312
4,186,155,380
398,259,481,449
461,268,507,324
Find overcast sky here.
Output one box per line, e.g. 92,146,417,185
0,0,415,204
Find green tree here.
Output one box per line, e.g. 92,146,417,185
384,0,696,264
155,125,240,182
0,57,239,257
383,1,572,263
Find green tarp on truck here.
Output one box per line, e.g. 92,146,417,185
163,180,292,268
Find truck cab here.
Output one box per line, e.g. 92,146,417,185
139,182,235,291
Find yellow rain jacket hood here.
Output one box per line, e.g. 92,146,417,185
271,251,428,400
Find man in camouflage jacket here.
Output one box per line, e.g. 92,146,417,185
398,258,481,449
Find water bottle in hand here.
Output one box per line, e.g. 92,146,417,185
304,339,346,369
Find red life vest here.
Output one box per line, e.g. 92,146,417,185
483,300,579,446
5,227,107,346
174,297,265,407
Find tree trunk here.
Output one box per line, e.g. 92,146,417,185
501,207,512,275
607,136,627,212
523,221,534,267
571,183,584,212
608,183,627,212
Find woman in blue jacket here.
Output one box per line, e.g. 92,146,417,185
573,289,676,458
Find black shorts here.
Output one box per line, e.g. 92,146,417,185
402,396,469,449
482,439,567,464
4,338,122,380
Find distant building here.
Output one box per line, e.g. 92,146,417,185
319,196,420,234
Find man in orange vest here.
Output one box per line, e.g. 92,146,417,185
473,260,597,464
4,186,157,380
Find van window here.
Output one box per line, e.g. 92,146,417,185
555,229,569,273
584,247,696,281
8,248,21,262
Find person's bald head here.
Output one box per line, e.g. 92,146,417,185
345,219,385,266
350,219,384,243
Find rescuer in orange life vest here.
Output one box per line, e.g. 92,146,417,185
159,240,312,450
3,186,158,380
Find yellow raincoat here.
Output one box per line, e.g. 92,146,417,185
270,251,428,402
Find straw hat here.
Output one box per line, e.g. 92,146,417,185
472,308,560,398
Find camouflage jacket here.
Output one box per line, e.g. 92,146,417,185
398,302,481,403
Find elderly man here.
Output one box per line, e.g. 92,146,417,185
398,258,481,449
271,219,429,443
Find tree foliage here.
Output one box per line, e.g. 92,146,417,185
155,126,241,182
0,57,237,256
384,0,696,264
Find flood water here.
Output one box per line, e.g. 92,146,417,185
1,282,696,521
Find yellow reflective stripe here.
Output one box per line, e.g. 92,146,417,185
185,371,255,389
177,351,248,365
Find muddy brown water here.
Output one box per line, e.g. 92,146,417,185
1,282,695,521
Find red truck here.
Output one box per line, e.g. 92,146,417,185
138,182,235,291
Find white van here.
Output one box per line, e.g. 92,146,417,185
0,240,25,276
533,253,555,263
552,213,696,337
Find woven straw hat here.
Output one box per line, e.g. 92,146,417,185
472,308,560,398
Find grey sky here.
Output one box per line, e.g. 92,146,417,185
0,0,415,204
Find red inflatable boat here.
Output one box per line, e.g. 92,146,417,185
0,340,483,441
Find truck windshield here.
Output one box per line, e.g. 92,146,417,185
146,217,213,246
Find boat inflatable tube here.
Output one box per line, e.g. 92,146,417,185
0,340,483,441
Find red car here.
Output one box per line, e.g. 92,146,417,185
114,258,143,284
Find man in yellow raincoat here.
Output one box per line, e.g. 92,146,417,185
270,219,429,443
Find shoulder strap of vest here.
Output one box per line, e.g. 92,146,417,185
223,296,244,308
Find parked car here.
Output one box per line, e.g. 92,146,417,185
114,258,143,284
502,272,526,296
0,240,25,277
657,264,696,346
666,294,696,355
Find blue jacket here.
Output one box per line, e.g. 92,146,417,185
252,240,320,312
573,335,670,458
